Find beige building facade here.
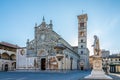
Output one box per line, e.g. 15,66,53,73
90,50,120,73
109,54,120,73
0,42,19,71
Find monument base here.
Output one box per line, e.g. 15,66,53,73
84,69,113,80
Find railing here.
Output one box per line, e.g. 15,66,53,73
0,58,16,61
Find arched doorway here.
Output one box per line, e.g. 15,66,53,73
5,64,8,71
81,66,84,70
80,61,84,70
41,58,46,70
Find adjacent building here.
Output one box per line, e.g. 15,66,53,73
109,54,120,73
101,49,110,58
89,50,120,73
0,42,19,71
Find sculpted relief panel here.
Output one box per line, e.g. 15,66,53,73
37,49,48,56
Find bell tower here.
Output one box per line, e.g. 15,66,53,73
78,14,89,70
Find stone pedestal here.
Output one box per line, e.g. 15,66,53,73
84,56,112,80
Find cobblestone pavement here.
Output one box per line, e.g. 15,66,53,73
0,70,119,80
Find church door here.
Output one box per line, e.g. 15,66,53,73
81,66,84,70
41,58,46,70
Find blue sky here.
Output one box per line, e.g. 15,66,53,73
0,0,120,55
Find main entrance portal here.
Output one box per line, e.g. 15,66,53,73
5,64,8,71
41,58,46,70
81,66,84,70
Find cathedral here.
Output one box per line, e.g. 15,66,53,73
16,14,89,70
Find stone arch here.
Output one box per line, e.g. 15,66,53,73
79,31,85,36
2,52,10,60
38,49,44,56
10,54,16,60
4,64,8,71
80,60,84,70
12,62,16,70
2,62,10,71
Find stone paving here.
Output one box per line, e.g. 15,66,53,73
0,70,119,80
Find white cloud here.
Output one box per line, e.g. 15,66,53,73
69,37,78,46
87,34,94,55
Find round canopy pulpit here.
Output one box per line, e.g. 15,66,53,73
54,43,66,61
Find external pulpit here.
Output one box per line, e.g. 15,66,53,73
56,54,64,61
54,43,66,70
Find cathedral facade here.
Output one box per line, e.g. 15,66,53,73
17,14,89,70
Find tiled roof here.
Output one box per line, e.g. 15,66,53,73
109,54,120,58
0,41,21,49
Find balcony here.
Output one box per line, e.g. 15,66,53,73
56,54,64,59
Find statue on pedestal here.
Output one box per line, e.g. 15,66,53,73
92,35,101,56
84,35,112,80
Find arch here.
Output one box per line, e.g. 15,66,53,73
81,66,84,70
38,49,47,56
38,49,45,56
12,62,16,70
4,64,8,71
10,54,16,60
2,52,10,60
80,61,84,70
2,62,10,71
79,31,85,36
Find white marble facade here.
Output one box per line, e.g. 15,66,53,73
17,14,89,70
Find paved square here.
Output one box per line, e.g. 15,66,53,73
0,70,119,80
